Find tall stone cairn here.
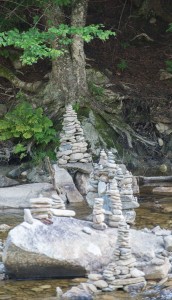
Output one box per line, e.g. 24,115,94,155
57,105,92,165
99,149,108,166
92,197,107,230
118,170,139,224
103,220,146,292
107,178,124,227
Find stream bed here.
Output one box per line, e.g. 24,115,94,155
0,193,172,299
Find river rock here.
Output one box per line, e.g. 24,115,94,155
164,236,172,252
3,218,166,280
62,286,93,300
50,209,75,217
53,165,84,203
153,187,172,195
140,257,171,280
0,175,19,187
75,172,90,195
0,183,53,208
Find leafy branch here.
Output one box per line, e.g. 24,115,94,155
0,24,115,65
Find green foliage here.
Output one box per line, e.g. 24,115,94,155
0,25,115,65
0,101,57,159
89,82,104,96
72,102,80,112
165,25,172,74
117,59,128,72
165,60,172,74
167,23,172,32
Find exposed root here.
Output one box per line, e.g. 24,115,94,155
0,64,42,92
90,101,157,149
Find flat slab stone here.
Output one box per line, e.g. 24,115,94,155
111,277,145,286
53,165,84,203
0,183,53,208
153,187,172,195
59,162,93,174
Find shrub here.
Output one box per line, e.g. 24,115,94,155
0,101,57,159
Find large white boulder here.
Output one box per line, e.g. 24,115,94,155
2,217,167,280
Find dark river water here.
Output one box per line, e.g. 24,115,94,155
0,189,172,300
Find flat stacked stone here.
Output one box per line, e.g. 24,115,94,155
107,178,124,227
99,149,108,166
92,198,107,230
51,193,65,210
57,105,92,165
30,197,52,220
119,170,139,224
103,221,146,292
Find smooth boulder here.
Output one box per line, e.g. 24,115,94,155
2,217,167,280
0,183,53,208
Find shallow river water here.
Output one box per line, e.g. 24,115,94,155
0,192,172,300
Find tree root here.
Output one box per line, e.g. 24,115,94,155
90,101,157,149
0,64,42,92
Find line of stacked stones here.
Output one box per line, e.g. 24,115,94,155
107,178,124,227
92,197,107,230
103,220,146,292
86,149,139,224
57,105,92,165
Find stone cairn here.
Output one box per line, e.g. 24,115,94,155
92,197,107,230
107,178,124,227
30,197,52,220
29,194,66,221
117,170,139,224
51,193,65,210
86,149,139,224
57,105,92,165
103,220,146,292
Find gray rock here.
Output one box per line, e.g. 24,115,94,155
93,280,108,289
0,175,19,187
62,286,93,300
0,224,11,231
3,217,166,280
53,165,84,203
164,236,172,252
140,257,171,280
123,281,146,293
86,192,98,207
98,181,106,196
60,162,93,174
0,263,5,274
75,172,90,196
0,183,53,208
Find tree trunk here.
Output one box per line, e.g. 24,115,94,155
41,0,89,117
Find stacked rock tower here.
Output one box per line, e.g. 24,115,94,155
57,105,92,165
30,197,52,220
107,178,124,227
103,220,146,291
92,198,107,230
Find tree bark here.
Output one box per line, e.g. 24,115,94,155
42,0,89,115
71,0,89,99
